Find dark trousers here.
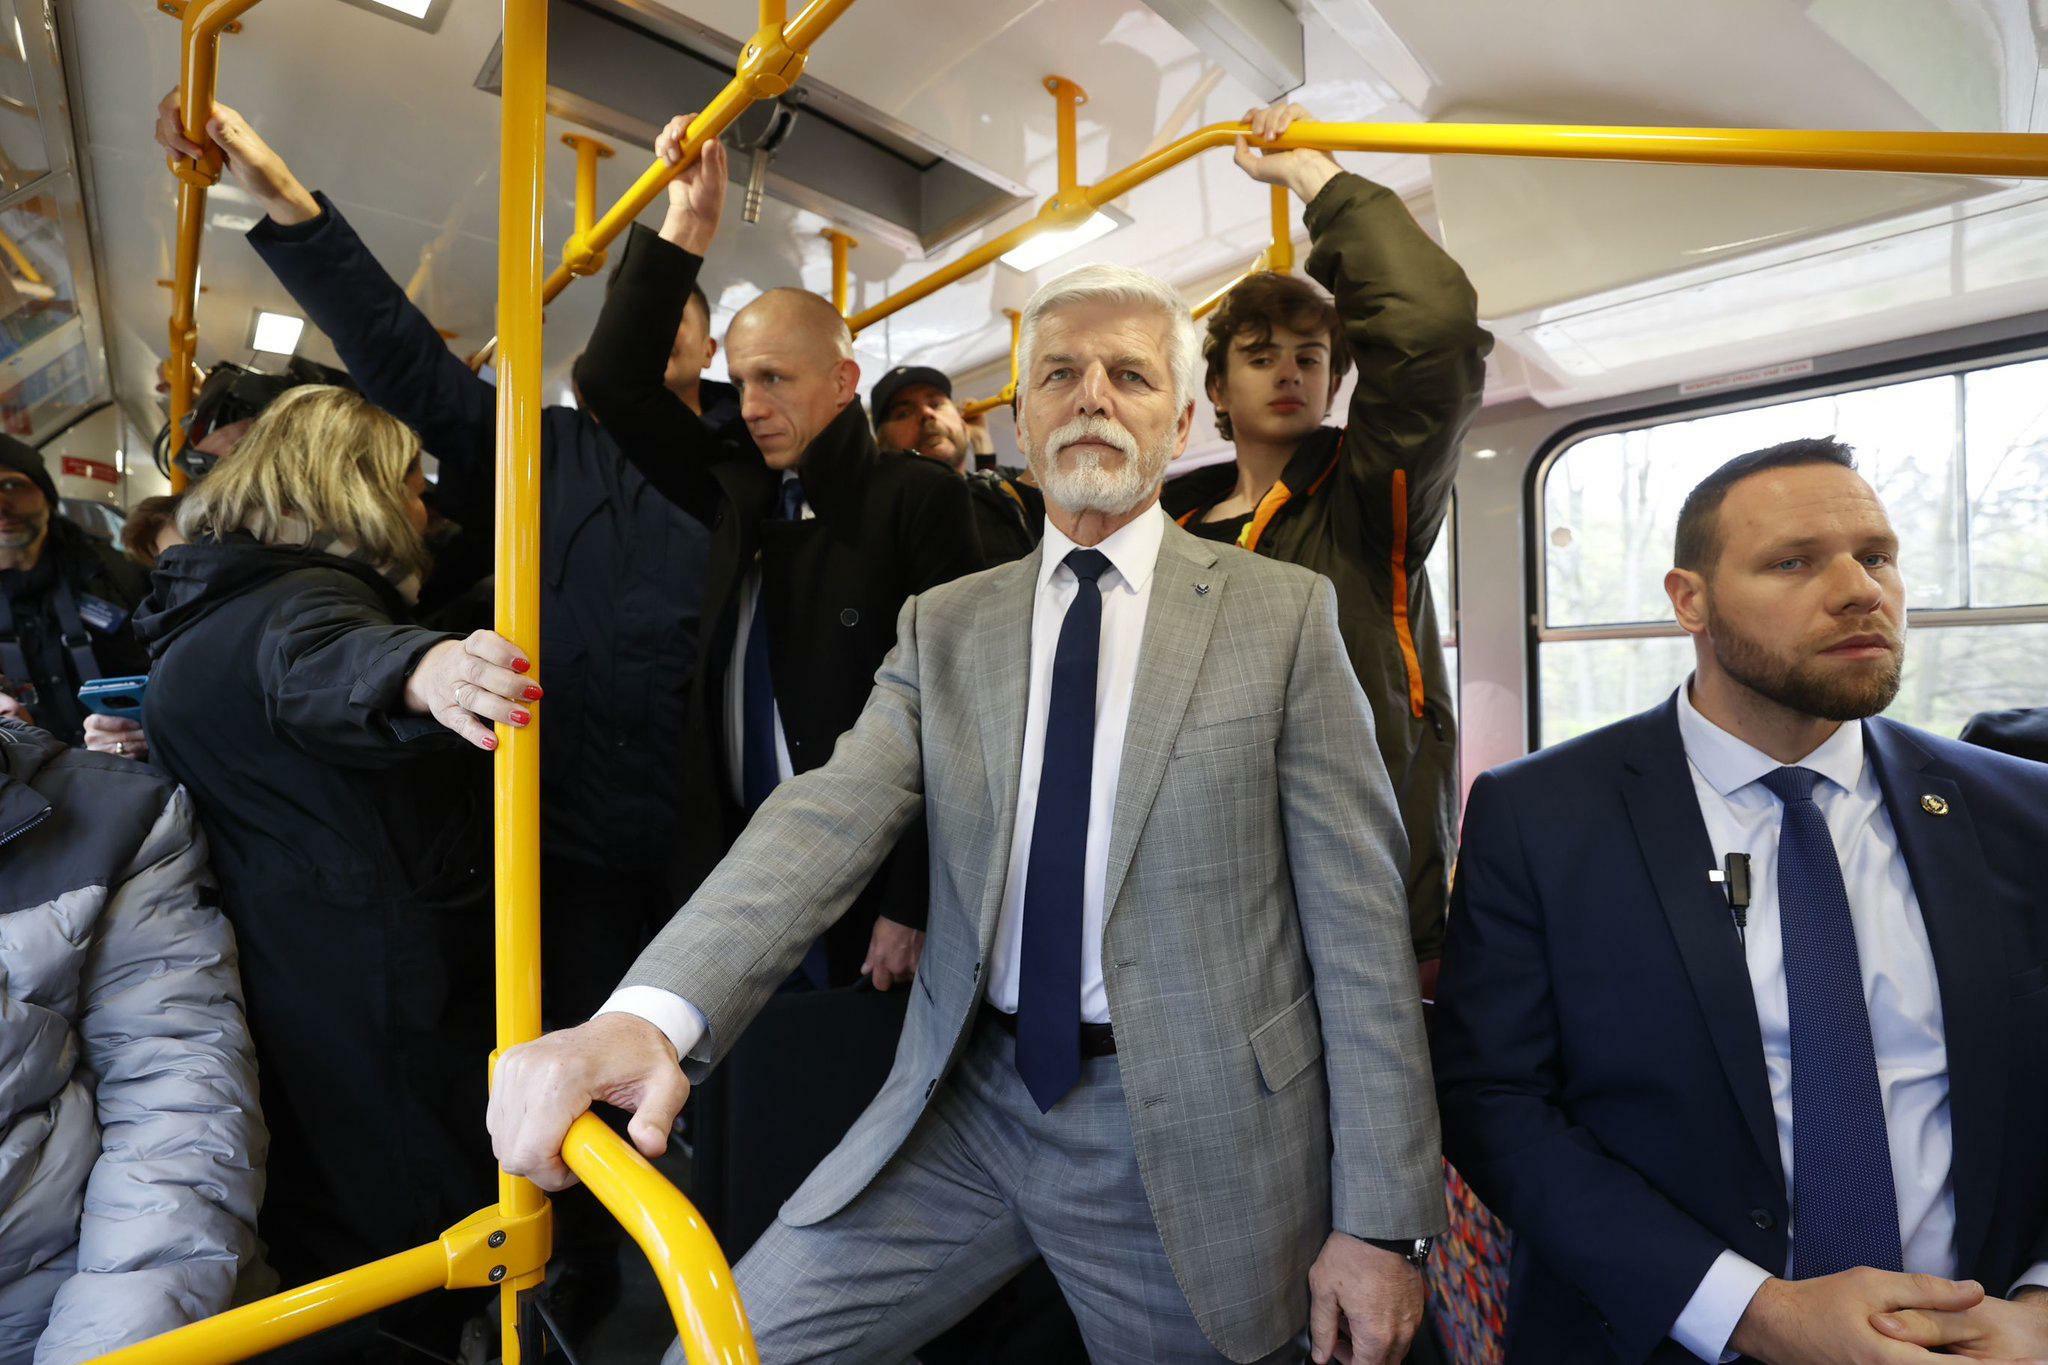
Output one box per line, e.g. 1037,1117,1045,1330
542,857,676,1272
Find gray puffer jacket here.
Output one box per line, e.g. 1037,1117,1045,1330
0,720,264,1363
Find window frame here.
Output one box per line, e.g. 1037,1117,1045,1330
1522,333,2048,747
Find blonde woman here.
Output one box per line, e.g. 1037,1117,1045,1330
134,385,534,1359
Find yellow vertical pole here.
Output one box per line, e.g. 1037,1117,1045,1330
1045,76,1085,196
1004,307,1021,392
1265,182,1293,273
760,0,786,27
819,227,857,314
165,181,206,492
163,0,265,493
494,0,549,1357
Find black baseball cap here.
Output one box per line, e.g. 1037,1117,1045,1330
869,365,953,429
0,434,55,506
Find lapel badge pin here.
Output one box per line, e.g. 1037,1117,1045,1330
1194,582,1210,596
1919,794,1950,817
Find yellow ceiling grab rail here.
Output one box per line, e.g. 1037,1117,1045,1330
470,0,857,367
843,81,2048,337
161,0,266,493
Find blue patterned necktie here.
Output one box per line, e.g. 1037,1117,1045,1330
1757,764,1903,1277
741,477,806,813
1016,548,1112,1112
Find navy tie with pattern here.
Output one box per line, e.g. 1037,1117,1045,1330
743,477,829,986
1016,548,1112,1112
1758,764,1903,1277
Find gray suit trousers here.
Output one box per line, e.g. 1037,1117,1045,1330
664,1013,1300,1364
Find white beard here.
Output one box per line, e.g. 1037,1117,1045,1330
1024,415,1171,516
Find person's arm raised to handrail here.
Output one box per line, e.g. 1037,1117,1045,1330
155,90,500,533
571,117,735,527
1240,102,1492,574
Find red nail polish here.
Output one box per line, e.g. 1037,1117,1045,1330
523,685,543,701
511,658,530,674
482,735,498,750
511,709,531,727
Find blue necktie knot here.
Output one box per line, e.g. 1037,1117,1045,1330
1065,548,1111,585
1760,765,1822,805
778,477,807,521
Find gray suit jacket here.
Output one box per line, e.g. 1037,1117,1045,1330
626,519,1443,1361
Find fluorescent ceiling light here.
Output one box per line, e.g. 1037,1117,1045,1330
250,310,304,355
336,0,448,30
999,207,1130,273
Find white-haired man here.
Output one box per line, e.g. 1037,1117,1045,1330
491,263,1443,1365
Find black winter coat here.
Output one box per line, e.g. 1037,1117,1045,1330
247,195,725,875
135,536,492,1286
966,466,1043,565
574,225,983,981
0,518,151,745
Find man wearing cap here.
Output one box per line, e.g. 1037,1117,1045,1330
0,437,150,748
873,364,1043,565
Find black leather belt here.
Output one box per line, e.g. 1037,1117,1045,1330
987,1007,1116,1058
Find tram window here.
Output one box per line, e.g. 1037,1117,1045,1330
1536,354,2048,745
1425,493,1457,720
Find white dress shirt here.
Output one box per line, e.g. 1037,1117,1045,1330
722,471,808,804
985,503,1164,1023
598,503,1167,1056
1669,681,2048,1361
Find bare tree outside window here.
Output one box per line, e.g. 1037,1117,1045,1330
1537,355,2048,746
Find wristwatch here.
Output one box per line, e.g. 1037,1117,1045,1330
1361,1236,1435,1266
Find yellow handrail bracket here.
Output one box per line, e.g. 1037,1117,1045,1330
562,132,616,275
820,226,859,314
960,306,1021,418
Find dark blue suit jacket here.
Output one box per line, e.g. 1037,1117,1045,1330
1434,695,2048,1363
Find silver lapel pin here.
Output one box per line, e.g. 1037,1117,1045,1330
1194,582,1209,596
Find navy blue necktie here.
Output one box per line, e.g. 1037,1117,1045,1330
1758,765,1903,1277
744,477,829,987
1016,548,1112,1112
741,477,806,814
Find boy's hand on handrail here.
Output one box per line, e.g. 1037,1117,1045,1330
490,1013,690,1192
656,112,728,258
1233,100,1343,206
153,88,320,226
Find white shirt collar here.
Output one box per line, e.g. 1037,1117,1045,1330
1675,678,1866,799
1036,501,1166,596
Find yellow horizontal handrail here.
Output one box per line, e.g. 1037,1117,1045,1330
89,1242,450,1364
563,1114,758,1363
844,117,2048,336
